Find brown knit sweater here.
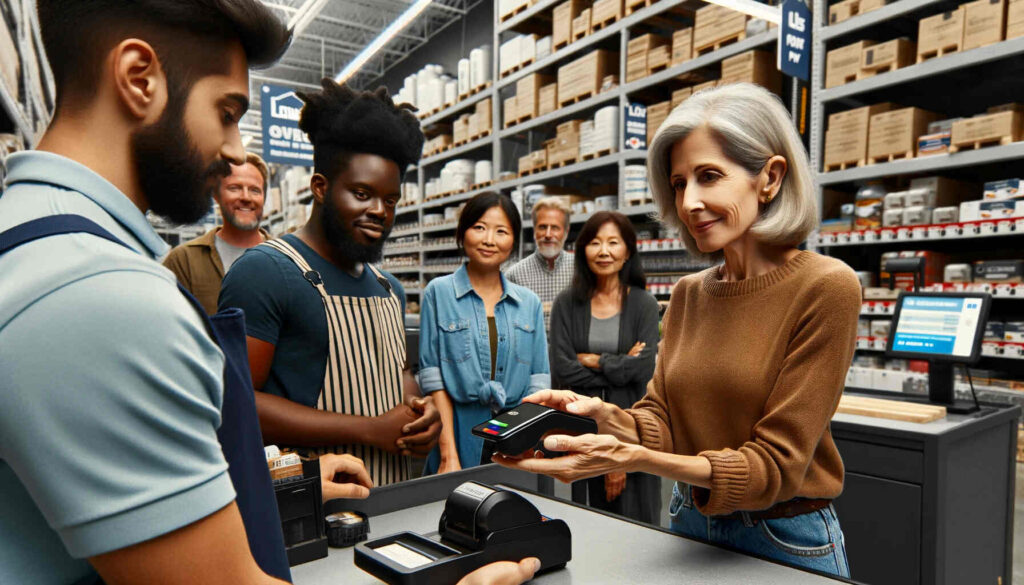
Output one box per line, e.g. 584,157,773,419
628,251,861,516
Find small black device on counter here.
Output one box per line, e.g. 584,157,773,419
470,402,597,457
275,459,328,566
326,510,369,547
353,481,571,585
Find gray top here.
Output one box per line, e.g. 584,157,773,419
292,487,842,584
588,312,620,355
214,234,248,272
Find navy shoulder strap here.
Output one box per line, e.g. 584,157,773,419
0,214,134,256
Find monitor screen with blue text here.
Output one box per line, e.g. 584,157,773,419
890,296,984,358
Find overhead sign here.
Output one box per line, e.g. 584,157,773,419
624,103,647,150
778,0,811,81
260,84,314,166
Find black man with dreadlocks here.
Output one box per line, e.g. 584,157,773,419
220,80,441,488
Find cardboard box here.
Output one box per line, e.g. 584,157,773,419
453,115,470,143
671,28,693,66
868,107,939,161
824,103,894,168
917,9,965,60
591,0,623,26
503,96,517,127
516,73,555,120
538,84,558,116
917,131,951,156
553,0,583,49
910,176,976,205
646,101,672,146
693,4,748,53
960,198,1024,221
860,0,888,13
547,130,580,166
475,98,492,132
647,45,671,73
974,260,1024,283
627,51,648,82
628,33,669,55
880,251,949,289
557,50,617,105
572,8,591,40
1009,0,1024,38
963,0,1007,50
859,38,916,78
984,178,1024,199
672,87,693,108
718,50,782,93
693,80,718,93
826,41,874,88
951,111,1023,148
829,0,860,24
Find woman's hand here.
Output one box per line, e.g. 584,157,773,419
627,342,646,357
438,454,462,474
456,558,540,585
604,472,626,501
492,433,642,483
521,389,609,422
319,453,374,502
576,353,601,369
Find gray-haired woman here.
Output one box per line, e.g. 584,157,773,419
496,83,860,578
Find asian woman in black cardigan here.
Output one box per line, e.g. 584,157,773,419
549,211,662,525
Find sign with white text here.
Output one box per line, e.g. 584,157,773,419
778,0,811,81
260,84,314,166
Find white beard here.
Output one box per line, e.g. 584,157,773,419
537,244,563,259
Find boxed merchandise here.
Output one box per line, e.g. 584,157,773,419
826,41,875,88
962,0,1007,51
628,33,669,56
627,51,648,82
822,218,855,232
1006,322,1024,342
719,50,782,93
671,28,694,66
694,80,718,93
918,132,951,156
855,188,885,229
557,50,617,106
960,198,1024,220
503,96,517,127
859,38,916,78
591,0,623,27
910,176,976,204
902,206,932,225
516,73,555,120
973,260,1024,282
929,118,962,133
881,251,949,289
917,9,965,61
646,101,672,146
932,206,960,223
453,115,470,143
871,320,892,340
672,87,693,108
829,0,860,24
883,209,904,226
473,98,492,134
884,191,905,209
860,0,888,12
547,120,582,166
647,45,671,73
1010,0,1024,38
824,103,893,168
985,321,1006,341
868,107,939,162
693,4,748,54
984,179,1024,200
945,263,973,282
951,111,1023,149
538,84,558,116
553,0,583,49
573,8,592,40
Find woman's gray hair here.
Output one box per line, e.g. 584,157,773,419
646,82,818,257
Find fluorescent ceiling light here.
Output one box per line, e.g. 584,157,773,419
334,0,433,84
705,0,781,24
288,0,331,37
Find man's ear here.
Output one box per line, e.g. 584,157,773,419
310,173,330,205
111,39,167,124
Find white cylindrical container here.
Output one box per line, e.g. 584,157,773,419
623,165,649,206
594,105,619,154
444,80,458,107
536,36,553,60
404,74,417,107
595,195,618,211
470,45,492,87
428,77,445,112
458,58,471,95
474,160,492,185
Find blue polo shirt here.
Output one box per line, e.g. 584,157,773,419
0,151,235,584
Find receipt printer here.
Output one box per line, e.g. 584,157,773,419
353,482,571,585
471,402,598,457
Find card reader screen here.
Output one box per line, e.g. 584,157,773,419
891,295,984,357
479,402,550,436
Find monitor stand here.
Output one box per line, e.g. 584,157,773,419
929,362,980,415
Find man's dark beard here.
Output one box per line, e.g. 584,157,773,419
131,95,232,225
320,191,390,264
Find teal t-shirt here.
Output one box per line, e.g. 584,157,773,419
219,233,406,407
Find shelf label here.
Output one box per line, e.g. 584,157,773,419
261,84,314,167
779,0,811,81
625,103,647,150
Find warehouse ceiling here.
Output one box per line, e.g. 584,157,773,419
244,0,480,151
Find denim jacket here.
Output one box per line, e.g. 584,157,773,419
419,264,550,468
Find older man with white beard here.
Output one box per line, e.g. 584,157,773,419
164,152,272,315
506,196,575,330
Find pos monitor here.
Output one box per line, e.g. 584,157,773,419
886,292,991,413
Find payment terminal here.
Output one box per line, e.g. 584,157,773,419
471,402,598,457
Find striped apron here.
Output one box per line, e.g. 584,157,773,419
262,239,411,486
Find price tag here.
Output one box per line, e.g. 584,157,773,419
881,228,897,241
837,232,851,245
911,226,928,239
980,222,997,235
864,230,879,242
997,220,1014,234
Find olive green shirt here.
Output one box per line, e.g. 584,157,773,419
163,227,270,315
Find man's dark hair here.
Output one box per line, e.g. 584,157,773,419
37,0,291,111
571,211,646,305
456,191,522,253
298,79,424,182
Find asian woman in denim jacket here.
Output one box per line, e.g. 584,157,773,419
419,192,550,473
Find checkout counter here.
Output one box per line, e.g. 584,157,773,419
292,465,854,584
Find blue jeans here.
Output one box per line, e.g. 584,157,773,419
668,482,851,578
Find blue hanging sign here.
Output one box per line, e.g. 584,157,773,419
260,84,314,166
778,0,811,81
